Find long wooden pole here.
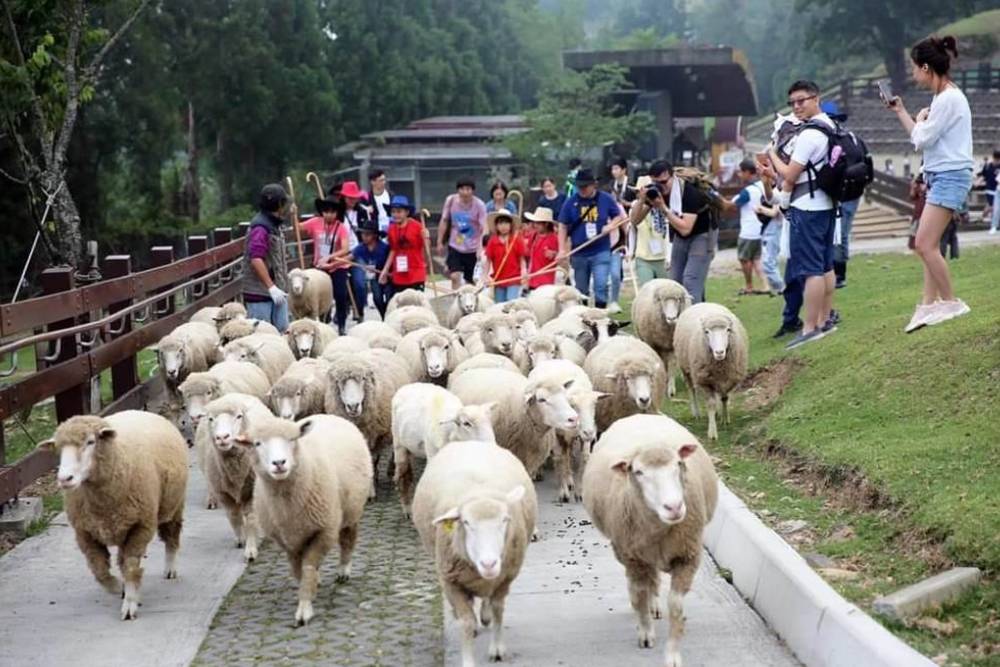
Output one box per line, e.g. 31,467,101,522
419,208,439,297
286,176,305,270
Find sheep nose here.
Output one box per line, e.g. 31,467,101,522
663,503,685,519
565,414,579,427
479,559,498,572
637,396,651,408
272,459,286,469
57,473,74,486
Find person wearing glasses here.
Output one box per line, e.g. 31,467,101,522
767,80,838,349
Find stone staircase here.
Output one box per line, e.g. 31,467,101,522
852,200,911,239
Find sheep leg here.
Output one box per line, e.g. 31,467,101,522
665,353,677,398
119,523,155,621
204,490,218,510
553,436,574,503
442,580,477,667
487,584,512,662
393,445,415,517
684,373,699,417
242,509,259,562
665,561,697,667
721,393,731,425
224,503,245,548
572,438,585,502
625,561,659,648
75,529,121,595
336,523,358,582
294,532,334,627
157,517,183,579
707,391,719,441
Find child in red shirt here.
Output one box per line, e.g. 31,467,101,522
379,195,428,295
524,207,559,291
482,210,527,303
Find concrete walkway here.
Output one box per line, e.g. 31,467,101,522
445,476,800,667
0,451,246,667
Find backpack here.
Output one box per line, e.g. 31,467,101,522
675,167,725,228
799,120,874,203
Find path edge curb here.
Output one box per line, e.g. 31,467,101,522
704,481,935,667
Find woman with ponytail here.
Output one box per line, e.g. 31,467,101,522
888,35,974,333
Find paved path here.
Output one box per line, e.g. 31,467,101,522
445,476,800,667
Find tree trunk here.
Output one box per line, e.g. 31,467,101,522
884,47,908,93
48,172,83,268
180,100,200,222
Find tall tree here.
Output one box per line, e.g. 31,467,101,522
0,0,151,267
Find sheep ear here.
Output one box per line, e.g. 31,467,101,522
594,391,612,402
253,341,267,352
438,417,456,428
505,485,526,505
523,390,536,405
298,420,314,438
615,320,631,330
432,507,461,525
251,321,261,331
234,436,253,447
604,373,618,381
97,427,116,442
38,438,56,452
611,459,630,474
678,443,698,460
562,378,574,390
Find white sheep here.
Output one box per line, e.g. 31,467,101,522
222,332,296,385
449,353,522,385
583,336,667,433
445,285,493,328
673,303,749,441
196,393,273,560
213,301,248,331
477,313,529,369
347,321,402,351
449,368,579,479
485,297,533,316
526,284,583,325
190,306,221,326
522,332,587,371
321,335,370,364
218,318,281,348
631,279,693,398
285,318,338,359
510,308,540,343
177,360,271,425
542,306,629,352
268,357,329,420
396,326,469,385
42,411,188,620
287,267,333,321
385,287,433,314
529,360,609,502
157,321,220,392
582,413,718,667
244,414,373,626
412,439,537,666
324,349,410,498
454,312,487,347
385,304,440,335
391,383,497,513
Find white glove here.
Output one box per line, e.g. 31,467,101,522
268,285,287,306
775,190,791,211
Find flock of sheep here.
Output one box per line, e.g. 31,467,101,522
40,277,749,667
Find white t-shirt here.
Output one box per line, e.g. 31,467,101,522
344,208,360,249
733,182,765,240
911,86,974,173
789,112,834,211
373,190,391,233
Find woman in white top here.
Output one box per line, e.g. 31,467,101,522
889,36,974,332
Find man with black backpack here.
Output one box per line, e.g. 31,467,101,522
767,80,873,349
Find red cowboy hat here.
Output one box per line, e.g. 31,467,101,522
340,181,364,199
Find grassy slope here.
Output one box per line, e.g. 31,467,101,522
937,9,1000,39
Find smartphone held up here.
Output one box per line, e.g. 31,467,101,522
876,79,898,108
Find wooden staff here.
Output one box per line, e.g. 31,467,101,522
306,171,324,198
508,189,524,217
419,208,439,297
286,176,305,269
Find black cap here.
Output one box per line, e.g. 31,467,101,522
259,183,288,212
357,218,379,234
574,168,597,186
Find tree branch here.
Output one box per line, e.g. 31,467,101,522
83,0,152,82
50,0,85,172
1,0,54,156
0,165,28,184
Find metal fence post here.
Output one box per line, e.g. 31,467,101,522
102,255,138,402
40,268,87,422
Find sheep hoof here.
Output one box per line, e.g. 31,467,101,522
294,600,314,626
557,489,571,503
530,528,540,543
120,598,139,621
164,568,178,580
650,601,662,619
336,563,352,583
206,500,218,510
236,540,245,549
244,546,258,563
488,641,506,661
665,650,683,667
637,627,655,648
533,472,544,482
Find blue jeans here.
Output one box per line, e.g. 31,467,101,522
834,198,860,264
367,278,389,319
350,266,367,320
331,269,350,331
761,220,785,293
925,169,973,211
570,252,611,306
669,229,717,304
246,298,289,333
493,285,521,303
608,250,623,303
991,185,1000,232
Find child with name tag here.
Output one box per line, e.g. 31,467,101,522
482,210,528,302
303,195,352,333
379,195,429,299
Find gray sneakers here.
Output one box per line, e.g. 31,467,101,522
905,299,970,333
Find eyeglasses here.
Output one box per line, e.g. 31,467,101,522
653,177,671,184
788,94,817,107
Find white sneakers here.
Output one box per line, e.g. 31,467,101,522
904,299,971,333
607,302,622,314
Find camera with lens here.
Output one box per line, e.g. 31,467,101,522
644,182,663,203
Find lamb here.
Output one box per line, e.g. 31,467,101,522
218,318,281,348
445,285,493,328
190,306,221,326
385,304,440,335
213,301,248,331
157,321,220,393
287,267,333,321
673,302,749,441
542,306,629,352
347,321,402,351
385,287,433,314
511,308,540,343
523,333,587,371
477,313,529,369
268,358,329,420
449,368,579,478
631,279,693,398
396,326,469,385
411,439,537,666
581,414,718,667
529,360,609,502
391,383,497,513
41,411,188,620
449,353,522,384
454,312,487,347
196,393,273,559
177,360,271,425
243,414,372,626
324,350,410,497
584,336,667,433
320,335,370,363
526,284,583,324
285,318,338,359
222,332,296,384
486,297,533,316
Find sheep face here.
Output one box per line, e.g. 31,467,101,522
526,339,556,369
513,312,538,341
288,270,309,296
420,333,451,379
433,485,526,580
42,417,113,490
607,367,654,410
655,290,686,325
525,379,579,430
458,289,479,315
291,330,316,358
583,314,630,345
556,289,581,312
703,317,733,361
182,381,220,424
209,409,247,452
159,339,187,382
247,419,313,480
219,320,255,346
336,372,372,417
568,389,610,446
612,444,698,525
443,403,497,444
482,316,516,356
271,383,306,421
224,341,263,365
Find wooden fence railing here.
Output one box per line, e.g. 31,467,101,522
0,221,310,509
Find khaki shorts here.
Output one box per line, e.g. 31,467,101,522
737,238,762,262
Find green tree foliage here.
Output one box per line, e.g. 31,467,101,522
504,63,655,175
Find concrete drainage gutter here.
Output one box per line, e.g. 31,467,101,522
704,481,935,667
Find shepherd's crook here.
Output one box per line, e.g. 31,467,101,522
286,176,306,270
419,208,439,297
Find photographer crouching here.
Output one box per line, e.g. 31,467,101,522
629,160,718,303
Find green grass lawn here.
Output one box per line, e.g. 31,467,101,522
635,245,1000,666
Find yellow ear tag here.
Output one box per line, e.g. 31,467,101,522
442,519,457,535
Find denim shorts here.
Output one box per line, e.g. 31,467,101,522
925,169,972,212
787,207,835,279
